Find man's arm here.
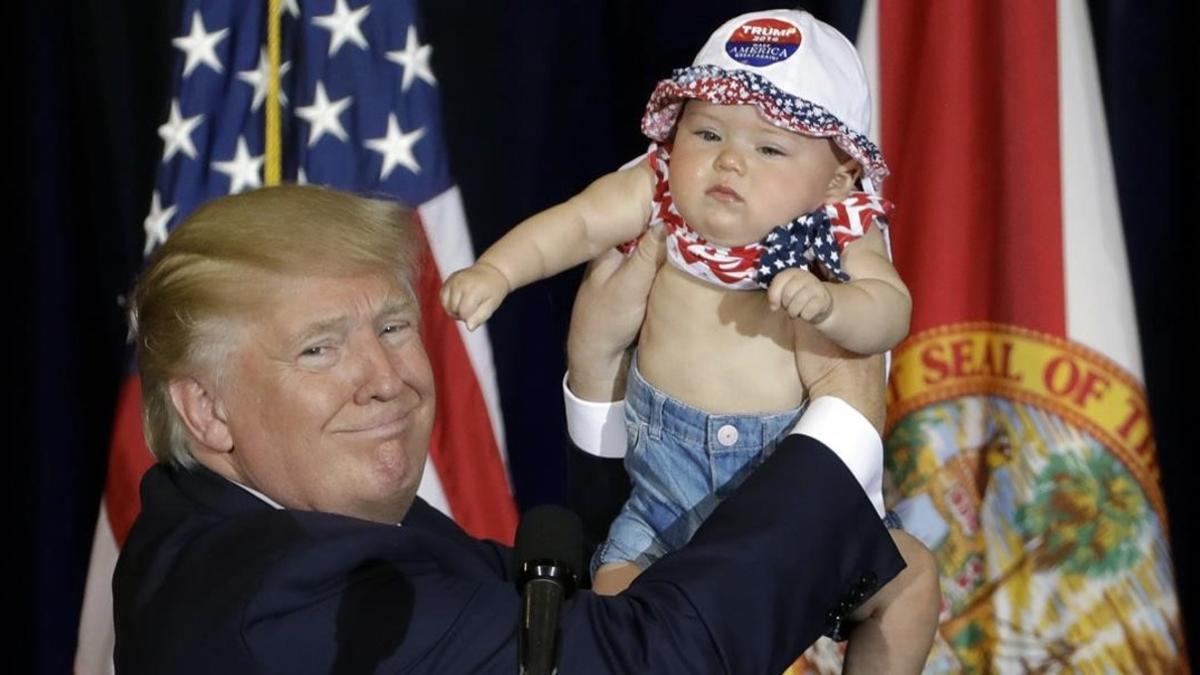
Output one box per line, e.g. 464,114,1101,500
563,229,664,553
565,218,665,403
557,383,904,672
560,430,905,673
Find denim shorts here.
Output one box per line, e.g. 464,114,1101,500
591,358,805,576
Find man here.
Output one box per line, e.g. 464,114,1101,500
114,185,909,673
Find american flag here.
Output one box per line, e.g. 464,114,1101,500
76,1,517,670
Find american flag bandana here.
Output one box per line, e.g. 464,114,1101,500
757,191,894,285
620,144,892,290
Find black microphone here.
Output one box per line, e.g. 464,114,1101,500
514,504,584,675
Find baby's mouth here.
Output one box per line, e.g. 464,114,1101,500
705,185,743,202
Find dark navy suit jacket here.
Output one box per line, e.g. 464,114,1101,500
114,434,904,674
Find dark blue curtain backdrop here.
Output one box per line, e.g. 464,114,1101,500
15,1,1195,671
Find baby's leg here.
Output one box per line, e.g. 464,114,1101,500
842,529,941,674
592,561,644,595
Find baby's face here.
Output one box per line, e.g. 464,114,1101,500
668,101,849,247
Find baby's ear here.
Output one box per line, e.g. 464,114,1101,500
826,151,861,200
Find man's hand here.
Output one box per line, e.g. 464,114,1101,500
793,320,886,434
440,262,511,331
767,268,834,324
567,228,666,402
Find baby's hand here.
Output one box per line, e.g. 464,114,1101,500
440,262,511,330
766,268,833,324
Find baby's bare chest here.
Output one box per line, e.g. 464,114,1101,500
635,265,818,413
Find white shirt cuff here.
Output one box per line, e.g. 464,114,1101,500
563,373,627,458
792,396,886,518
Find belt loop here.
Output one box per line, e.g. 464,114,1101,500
648,387,665,441
708,416,724,454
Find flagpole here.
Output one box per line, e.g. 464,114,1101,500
265,0,282,185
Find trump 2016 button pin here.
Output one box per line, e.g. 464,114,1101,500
725,18,801,67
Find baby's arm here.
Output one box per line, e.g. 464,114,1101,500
441,161,655,329
768,226,912,355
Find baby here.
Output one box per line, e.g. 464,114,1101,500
444,10,937,671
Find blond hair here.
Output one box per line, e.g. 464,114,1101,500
131,184,421,466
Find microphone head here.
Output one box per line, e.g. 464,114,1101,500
513,504,584,590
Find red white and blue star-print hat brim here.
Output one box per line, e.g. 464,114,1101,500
640,64,889,191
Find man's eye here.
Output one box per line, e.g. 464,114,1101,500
381,322,411,338
300,346,327,357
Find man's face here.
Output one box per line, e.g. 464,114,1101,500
668,101,847,246
212,271,435,524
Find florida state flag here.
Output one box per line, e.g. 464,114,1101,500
790,0,1186,672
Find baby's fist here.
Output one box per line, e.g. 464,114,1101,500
440,262,511,330
766,268,833,324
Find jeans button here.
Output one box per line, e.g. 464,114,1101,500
716,424,739,446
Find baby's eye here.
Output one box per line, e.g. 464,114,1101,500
694,129,721,142
758,146,786,157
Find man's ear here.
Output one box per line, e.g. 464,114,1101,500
168,376,234,454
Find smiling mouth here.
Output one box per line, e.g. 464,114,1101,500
338,413,410,436
706,185,742,202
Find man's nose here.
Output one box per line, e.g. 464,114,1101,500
354,336,403,404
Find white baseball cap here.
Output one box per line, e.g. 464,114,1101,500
641,9,888,189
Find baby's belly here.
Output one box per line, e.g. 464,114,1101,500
638,265,808,414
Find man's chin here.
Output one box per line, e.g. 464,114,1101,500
333,437,428,523
343,487,419,525
368,455,427,521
